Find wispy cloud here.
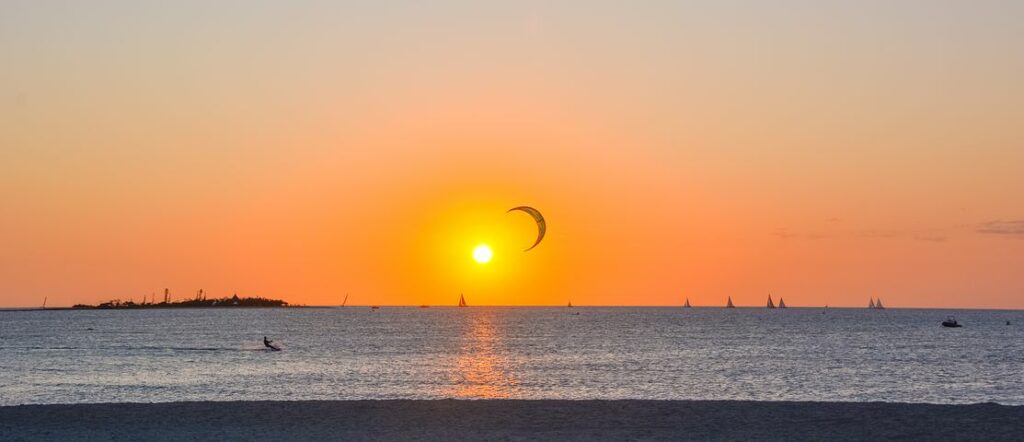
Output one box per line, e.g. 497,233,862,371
977,220,1024,236
773,228,828,240
774,228,946,242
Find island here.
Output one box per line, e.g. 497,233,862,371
72,291,288,309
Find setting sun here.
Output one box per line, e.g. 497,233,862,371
472,244,493,264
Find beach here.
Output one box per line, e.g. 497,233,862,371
2,400,1022,441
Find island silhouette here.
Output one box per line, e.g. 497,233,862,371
72,290,287,309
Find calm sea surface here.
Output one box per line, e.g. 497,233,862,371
1,307,1022,405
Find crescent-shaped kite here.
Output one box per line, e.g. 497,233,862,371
507,206,546,251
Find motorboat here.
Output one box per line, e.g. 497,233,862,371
941,316,962,328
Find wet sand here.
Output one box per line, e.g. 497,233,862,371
2,400,1021,441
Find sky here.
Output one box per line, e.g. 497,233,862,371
1,1,1022,308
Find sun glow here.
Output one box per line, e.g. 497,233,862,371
472,244,493,264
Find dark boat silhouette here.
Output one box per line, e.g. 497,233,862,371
942,316,962,328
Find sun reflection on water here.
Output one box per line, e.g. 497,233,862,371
446,313,518,398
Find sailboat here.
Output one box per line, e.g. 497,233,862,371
778,297,787,308
42,297,47,309
726,296,735,308
875,298,885,309
458,293,467,307
766,294,776,309
567,301,573,308
868,298,876,309
340,293,348,307
683,297,692,308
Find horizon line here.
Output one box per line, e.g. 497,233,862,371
5,304,1024,312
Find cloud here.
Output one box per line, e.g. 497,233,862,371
773,228,829,240
858,230,903,239
977,220,1024,236
774,228,947,242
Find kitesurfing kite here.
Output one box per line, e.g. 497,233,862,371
507,206,546,251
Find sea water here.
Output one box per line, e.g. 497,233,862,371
1,307,1021,405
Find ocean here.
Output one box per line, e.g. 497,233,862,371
1,307,1021,405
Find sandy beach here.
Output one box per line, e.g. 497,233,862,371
1,400,1021,441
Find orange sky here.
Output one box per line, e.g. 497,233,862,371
1,1,1023,308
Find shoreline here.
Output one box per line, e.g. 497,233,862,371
2,400,1022,441
0,306,322,312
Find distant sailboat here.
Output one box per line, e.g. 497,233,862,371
767,294,776,309
341,293,348,307
726,296,735,308
42,297,47,309
778,297,787,308
683,297,692,308
567,301,573,308
868,298,876,309
458,293,467,307
875,298,885,309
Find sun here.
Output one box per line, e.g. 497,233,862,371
472,244,493,264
